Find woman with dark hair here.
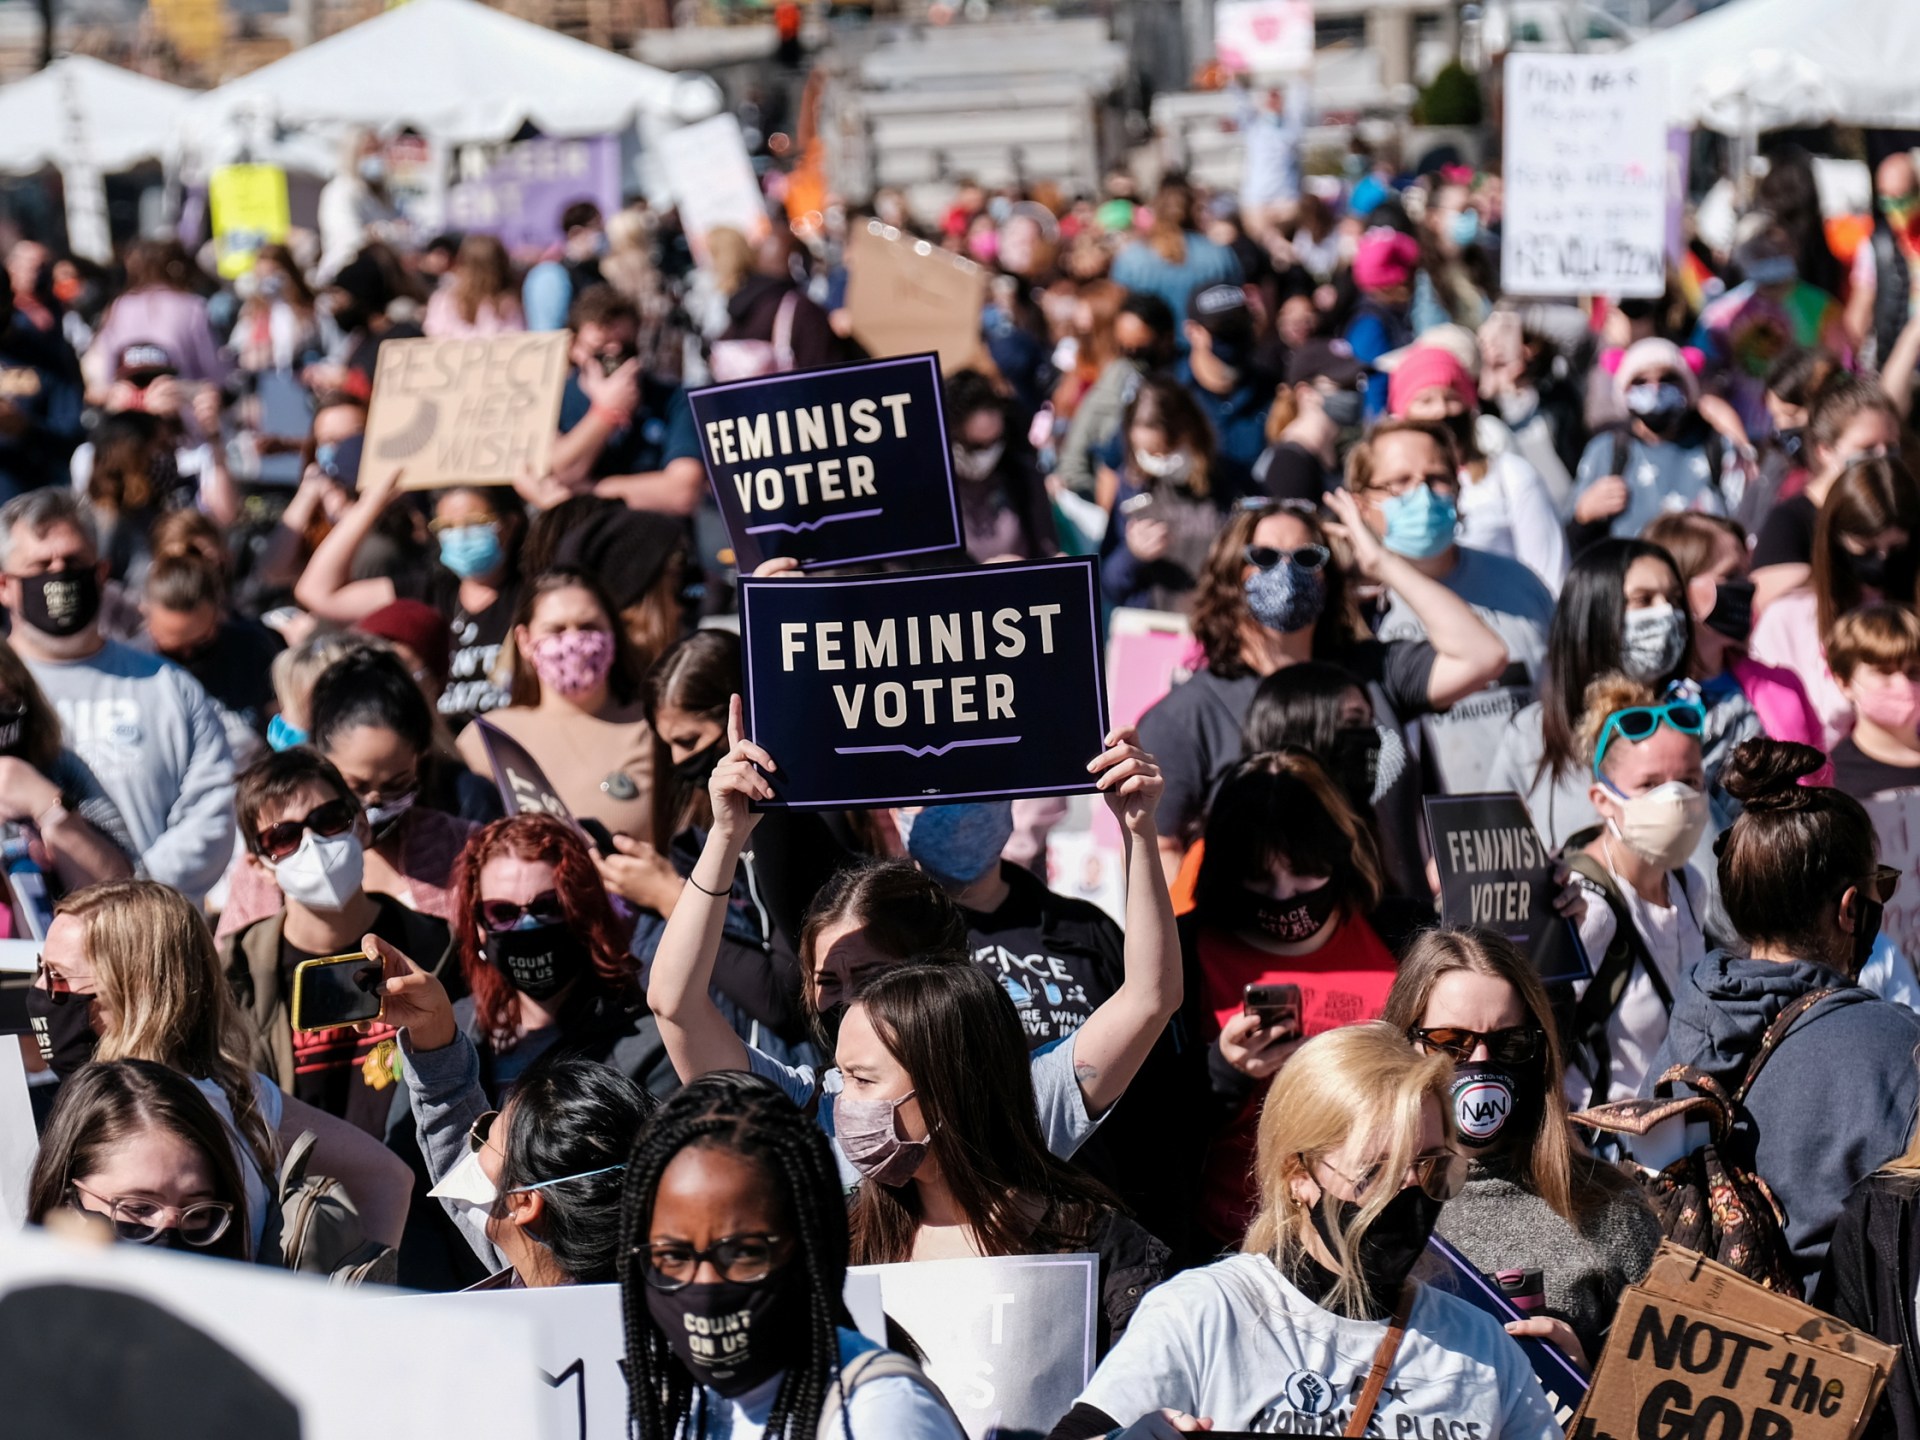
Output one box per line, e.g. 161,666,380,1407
1750,373,1905,611
1097,375,1228,610
230,242,319,376
1138,495,1507,886
837,963,1168,1346
454,567,655,843
1488,538,1703,849
29,1058,253,1262
1383,929,1658,1373
606,631,857,1054
83,237,224,395
217,648,490,938
1186,748,1400,1246
363,925,656,1286
649,701,1181,1185
615,1072,964,1439
945,369,1059,564
1752,455,1920,748
0,635,134,895
450,812,674,1098
1109,177,1242,341
294,467,524,734
1629,739,1920,1296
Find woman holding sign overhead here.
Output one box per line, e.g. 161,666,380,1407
647,699,1184,1193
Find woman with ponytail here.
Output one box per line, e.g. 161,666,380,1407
616,1071,965,1440
1630,739,1920,1295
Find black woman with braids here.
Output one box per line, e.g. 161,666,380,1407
615,1072,966,1440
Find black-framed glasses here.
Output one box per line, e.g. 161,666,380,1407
1311,1149,1466,1203
639,1234,788,1290
1409,1025,1545,1064
70,1181,234,1247
255,798,357,861
479,890,568,933
1244,543,1330,573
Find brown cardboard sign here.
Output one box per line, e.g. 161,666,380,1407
365,331,571,491
843,221,987,373
1574,1244,1893,1440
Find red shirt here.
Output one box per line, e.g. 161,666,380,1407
1195,914,1399,1243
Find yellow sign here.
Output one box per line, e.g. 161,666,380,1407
208,164,290,281
151,0,225,66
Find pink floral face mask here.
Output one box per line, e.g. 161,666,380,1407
529,628,615,699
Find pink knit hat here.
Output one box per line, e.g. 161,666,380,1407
1352,228,1421,292
1388,346,1478,418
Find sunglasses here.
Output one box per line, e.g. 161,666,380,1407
1244,543,1331,573
1858,865,1902,906
478,890,568,933
255,798,357,862
1591,701,1705,778
1410,1025,1544,1065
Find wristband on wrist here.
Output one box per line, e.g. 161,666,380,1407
686,872,730,899
589,402,632,429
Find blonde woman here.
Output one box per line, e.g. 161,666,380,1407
1046,1024,1558,1440
27,879,411,1256
424,234,525,338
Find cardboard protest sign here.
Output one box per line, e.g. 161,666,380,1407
854,1252,1098,1440
689,353,960,571
1502,54,1669,299
1574,1242,1893,1440
1413,1236,1589,1425
364,332,571,491
844,221,988,374
658,114,771,266
1425,793,1590,984
739,557,1109,809
1214,0,1314,75
208,164,290,281
416,1276,889,1440
0,1228,554,1439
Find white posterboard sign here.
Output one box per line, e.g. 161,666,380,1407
0,1227,554,1439
0,1043,32,1229
855,1252,1098,1440
1214,0,1314,76
413,1273,890,1440
659,113,771,265
1501,54,1669,299
1866,790,1920,965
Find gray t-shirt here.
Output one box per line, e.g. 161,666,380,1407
1572,429,1739,539
747,1033,1099,1188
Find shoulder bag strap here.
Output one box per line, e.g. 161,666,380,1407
1345,1285,1416,1438
1732,988,1834,1104
773,290,800,370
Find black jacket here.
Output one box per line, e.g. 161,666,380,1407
1815,1171,1920,1440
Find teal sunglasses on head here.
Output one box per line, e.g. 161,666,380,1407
1591,700,1705,779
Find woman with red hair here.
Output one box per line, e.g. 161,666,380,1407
448,813,675,1100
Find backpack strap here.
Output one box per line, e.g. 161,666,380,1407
816,1347,962,1440
772,290,800,371
1562,848,1671,1102
1609,424,1631,483
275,1130,318,1204
1733,989,1834,1104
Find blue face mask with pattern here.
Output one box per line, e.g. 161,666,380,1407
1244,557,1326,635
903,802,1016,889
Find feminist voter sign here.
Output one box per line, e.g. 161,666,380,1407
739,557,1107,808
1425,793,1589,985
689,353,959,570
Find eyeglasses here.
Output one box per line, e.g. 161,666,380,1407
428,517,502,535
1309,1149,1466,1204
1591,701,1705,778
639,1234,789,1291
33,959,94,1001
1365,471,1458,500
464,1111,625,1193
70,1181,234,1247
478,890,568,933
1409,1025,1544,1064
255,798,357,862
1244,543,1330,573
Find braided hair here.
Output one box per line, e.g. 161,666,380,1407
617,1072,850,1440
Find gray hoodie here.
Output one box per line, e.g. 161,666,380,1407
1643,951,1920,1295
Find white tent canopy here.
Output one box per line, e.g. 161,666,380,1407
179,0,722,153
0,55,193,175
1627,0,1920,132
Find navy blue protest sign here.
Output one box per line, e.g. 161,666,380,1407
688,353,960,570
1424,792,1590,986
738,558,1108,809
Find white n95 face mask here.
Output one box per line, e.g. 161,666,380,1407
428,1148,499,1209
271,830,365,912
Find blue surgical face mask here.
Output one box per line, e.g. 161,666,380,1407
438,522,504,579
1449,208,1480,247
1244,556,1327,634
903,802,1015,889
267,713,308,752
1380,483,1459,560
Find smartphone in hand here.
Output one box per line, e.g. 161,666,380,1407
291,952,384,1032
1242,982,1303,1041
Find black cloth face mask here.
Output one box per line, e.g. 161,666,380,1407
645,1273,801,1398
672,742,724,793
1307,1183,1444,1316
1703,579,1755,642
484,922,590,1002
1224,881,1342,944
16,568,100,638
26,985,101,1076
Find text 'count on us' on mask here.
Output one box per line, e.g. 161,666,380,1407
778,602,1066,728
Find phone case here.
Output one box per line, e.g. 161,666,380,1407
290,953,384,1033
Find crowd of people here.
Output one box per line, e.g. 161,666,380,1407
13,119,1920,1440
